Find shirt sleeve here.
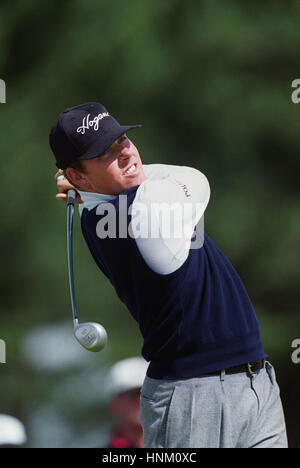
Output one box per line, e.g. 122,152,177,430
130,165,210,275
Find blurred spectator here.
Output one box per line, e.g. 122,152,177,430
104,357,148,448
0,414,27,448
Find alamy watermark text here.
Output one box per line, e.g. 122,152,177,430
291,79,300,103
291,339,300,364
0,79,6,103
0,339,6,363
94,196,205,250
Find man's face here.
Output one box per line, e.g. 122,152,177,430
68,134,146,195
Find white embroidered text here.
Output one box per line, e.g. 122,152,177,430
77,112,109,134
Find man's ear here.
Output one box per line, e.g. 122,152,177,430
65,167,92,190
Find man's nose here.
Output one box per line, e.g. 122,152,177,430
118,144,131,158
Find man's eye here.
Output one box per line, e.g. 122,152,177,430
119,135,127,144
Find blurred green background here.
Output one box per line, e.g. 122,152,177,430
0,0,299,447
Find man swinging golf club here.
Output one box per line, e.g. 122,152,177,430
49,102,288,448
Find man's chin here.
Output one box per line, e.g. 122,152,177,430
123,172,145,189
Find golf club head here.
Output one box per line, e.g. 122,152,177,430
74,322,107,352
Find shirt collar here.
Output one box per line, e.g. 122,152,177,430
77,190,116,215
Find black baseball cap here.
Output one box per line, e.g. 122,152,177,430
49,102,141,169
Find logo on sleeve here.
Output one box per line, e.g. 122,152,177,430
180,183,191,198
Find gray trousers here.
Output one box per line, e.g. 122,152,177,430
140,361,288,448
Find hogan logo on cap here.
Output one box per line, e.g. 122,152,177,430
76,112,110,134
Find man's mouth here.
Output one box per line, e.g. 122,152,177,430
123,163,138,176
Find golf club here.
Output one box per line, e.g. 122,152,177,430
67,189,107,352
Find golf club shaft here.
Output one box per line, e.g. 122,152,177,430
67,189,78,327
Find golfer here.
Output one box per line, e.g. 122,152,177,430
50,102,288,448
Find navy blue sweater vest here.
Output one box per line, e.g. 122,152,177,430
81,186,266,379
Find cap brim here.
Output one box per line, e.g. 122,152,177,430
77,124,141,162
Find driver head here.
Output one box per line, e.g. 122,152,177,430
74,322,107,352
